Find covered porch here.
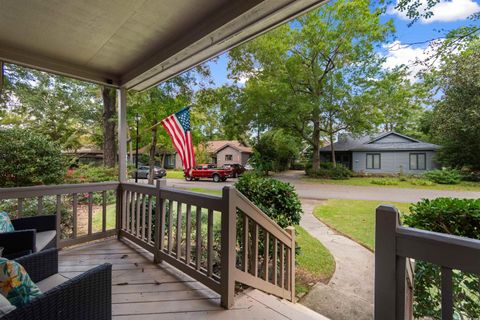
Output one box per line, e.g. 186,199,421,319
1,1,479,319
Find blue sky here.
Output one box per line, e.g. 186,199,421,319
204,0,480,87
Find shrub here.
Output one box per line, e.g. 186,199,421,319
65,164,118,183
235,173,302,228
424,169,461,184
370,179,398,186
306,162,352,180
0,128,66,187
405,198,480,319
409,179,436,186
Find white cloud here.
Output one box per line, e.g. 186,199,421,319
389,0,480,23
382,40,442,80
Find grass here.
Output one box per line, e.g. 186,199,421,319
166,170,185,179
295,225,335,297
92,204,116,231
302,176,480,191
184,187,222,196
313,199,412,251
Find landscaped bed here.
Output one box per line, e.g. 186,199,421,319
313,199,411,250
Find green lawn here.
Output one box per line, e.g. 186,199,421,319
92,204,116,231
313,199,412,251
183,187,222,196
295,225,335,297
302,176,480,191
166,170,185,179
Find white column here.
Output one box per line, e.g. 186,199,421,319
118,87,128,182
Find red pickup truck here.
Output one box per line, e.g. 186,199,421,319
185,164,232,182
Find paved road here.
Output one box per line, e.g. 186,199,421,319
139,171,480,203
274,171,480,203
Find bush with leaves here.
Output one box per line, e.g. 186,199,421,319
306,162,352,180
65,164,118,183
0,128,66,187
424,169,461,184
404,198,480,319
235,173,302,228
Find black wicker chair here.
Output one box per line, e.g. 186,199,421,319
0,215,57,259
2,249,112,320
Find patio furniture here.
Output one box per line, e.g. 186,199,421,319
0,215,57,259
2,248,111,320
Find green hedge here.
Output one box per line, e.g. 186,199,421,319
305,162,352,180
405,198,480,319
424,169,462,184
235,173,302,228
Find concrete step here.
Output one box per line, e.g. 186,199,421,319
300,282,373,320
240,288,330,320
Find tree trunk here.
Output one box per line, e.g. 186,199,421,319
148,120,158,185
161,152,166,168
102,87,116,167
311,120,321,173
330,132,336,168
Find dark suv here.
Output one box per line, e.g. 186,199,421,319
222,163,245,178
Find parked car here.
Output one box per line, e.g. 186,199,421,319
222,163,245,178
133,166,166,179
185,164,232,182
244,162,254,171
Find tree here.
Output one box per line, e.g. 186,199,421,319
229,0,393,172
0,128,65,187
0,64,101,151
366,66,427,134
427,40,480,170
101,87,117,167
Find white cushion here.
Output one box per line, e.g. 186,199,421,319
35,230,56,251
36,274,68,292
0,293,15,315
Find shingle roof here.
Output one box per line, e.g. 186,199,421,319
205,140,252,153
320,132,440,152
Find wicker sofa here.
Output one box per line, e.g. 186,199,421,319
0,215,57,259
2,249,112,320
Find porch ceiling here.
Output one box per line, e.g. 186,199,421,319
0,0,325,91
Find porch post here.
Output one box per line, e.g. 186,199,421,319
117,87,128,182
220,186,236,309
0,61,4,92
375,205,405,319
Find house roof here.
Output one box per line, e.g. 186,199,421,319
205,140,252,154
0,0,326,91
319,132,440,152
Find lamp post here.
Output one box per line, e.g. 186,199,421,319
135,113,140,183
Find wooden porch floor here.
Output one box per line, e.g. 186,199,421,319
59,238,328,320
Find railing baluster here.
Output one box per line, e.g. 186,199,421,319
286,226,295,302
122,190,127,230
280,243,285,289
56,195,61,247
102,191,107,232
252,223,259,277
72,193,78,238
125,191,131,232
147,195,153,244
159,198,166,252
37,196,43,215
88,192,93,235
136,192,141,237
196,206,202,270
441,267,454,320
141,194,146,240
286,247,291,291
273,238,278,285
243,213,249,273
264,231,269,281
185,204,192,265
207,209,213,277
17,198,23,218
176,202,182,259
167,200,173,253
130,192,136,233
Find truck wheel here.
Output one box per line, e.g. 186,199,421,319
213,174,221,183
185,176,193,181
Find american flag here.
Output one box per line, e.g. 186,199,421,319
161,107,196,173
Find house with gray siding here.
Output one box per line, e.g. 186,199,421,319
320,132,440,174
